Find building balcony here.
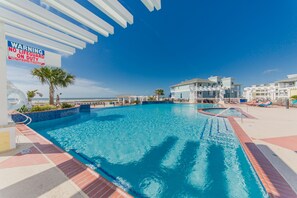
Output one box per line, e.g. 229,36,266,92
278,83,296,88
192,86,223,91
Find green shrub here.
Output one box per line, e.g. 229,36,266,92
61,102,74,109
31,105,57,112
133,100,140,104
291,95,297,100
148,96,155,101
17,105,29,113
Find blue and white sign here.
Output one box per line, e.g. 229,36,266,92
7,41,45,66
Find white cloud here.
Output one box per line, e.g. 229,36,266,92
263,68,279,74
7,64,117,98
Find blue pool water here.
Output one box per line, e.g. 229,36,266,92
203,108,246,118
30,104,267,198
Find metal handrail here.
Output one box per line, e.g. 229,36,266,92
10,111,32,125
209,107,232,120
216,107,245,123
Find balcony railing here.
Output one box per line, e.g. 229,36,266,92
279,84,296,88
171,85,237,92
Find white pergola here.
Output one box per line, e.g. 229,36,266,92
116,95,148,103
0,0,161,150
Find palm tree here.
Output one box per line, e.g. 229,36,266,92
31,67,75,105
27,90,43,102
154,89,165,101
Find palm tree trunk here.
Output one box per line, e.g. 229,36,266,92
49,84,55,105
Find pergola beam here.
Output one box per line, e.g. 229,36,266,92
5,25,76,55
141,0,154,12
151,0,161,10
0,0,97,44
104,0,133,24
42,0,114,37
88,0,133,28
141,0,161,11
0,7,86,49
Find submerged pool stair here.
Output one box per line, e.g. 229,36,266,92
200,118,238,148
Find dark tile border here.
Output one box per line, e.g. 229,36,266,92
12,107,80,123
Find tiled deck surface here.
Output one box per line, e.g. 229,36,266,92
0,124,132,198
0,146,48,169
261,136,297,152
228,117,297,198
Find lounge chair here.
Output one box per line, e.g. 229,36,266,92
258,101,272,107
247,100,260,106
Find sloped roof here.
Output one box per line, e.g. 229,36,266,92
277,76,297,83
171,78,215,88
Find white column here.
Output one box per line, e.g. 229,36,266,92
0,22,15,152
0,22,8,125
219,89,224,101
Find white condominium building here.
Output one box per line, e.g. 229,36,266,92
170,76,241,102
244,74,297,101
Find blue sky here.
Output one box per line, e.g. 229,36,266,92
7,0,297,97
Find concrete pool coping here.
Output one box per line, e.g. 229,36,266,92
0,124,132,198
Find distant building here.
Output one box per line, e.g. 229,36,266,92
243,74,297,101
170,76,241,102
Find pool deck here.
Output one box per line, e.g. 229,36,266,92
224,104,297,198
0,124,132,198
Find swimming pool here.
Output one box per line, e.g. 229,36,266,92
30,104,267,198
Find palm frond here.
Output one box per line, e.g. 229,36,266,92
31,66,76,90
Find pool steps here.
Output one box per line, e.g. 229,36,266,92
200,118,237,148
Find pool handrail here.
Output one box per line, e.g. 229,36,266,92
209,107,232,119
10,111,32,125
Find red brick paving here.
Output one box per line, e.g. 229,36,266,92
228,117,297,198
261,136,297,152
0,146,49,169
16,124,132,198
